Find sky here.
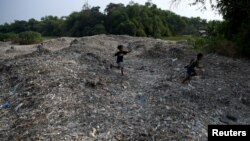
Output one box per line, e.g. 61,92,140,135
0,0,222,25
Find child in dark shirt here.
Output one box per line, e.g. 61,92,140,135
37,42,43,51
182,53,203,83
110,45,131,75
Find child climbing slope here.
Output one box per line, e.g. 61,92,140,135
182,53,203,83
110,45,131,75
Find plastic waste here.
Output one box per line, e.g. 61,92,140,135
1,102,10,109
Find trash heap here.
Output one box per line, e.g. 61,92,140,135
0,35,250,140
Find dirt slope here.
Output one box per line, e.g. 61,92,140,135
0,35,250,140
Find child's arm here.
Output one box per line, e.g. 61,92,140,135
114,52,119,56
126,50,131,53
123,49,131,54
189,59,194,64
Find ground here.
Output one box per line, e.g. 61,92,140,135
0,35,250,140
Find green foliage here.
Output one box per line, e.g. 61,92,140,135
0,31,43,44
208,38,237,57
10,20,29,33
28,18,41,31
215,0,250,58
105,8,129,34
40,16,64,36
136,28,147,37
191,20,239,57
234,19,250,57
18,31,43,45
0,32,19,42
92,24,106,35
192,36,238,57
190,37,206,50
166,13,187,35
64,7,106,37
118,20,136,35
173,0,250,58
183,17,207,35
0,2,208,40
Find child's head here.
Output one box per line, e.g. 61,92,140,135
197,53,203,60
117,45,124,51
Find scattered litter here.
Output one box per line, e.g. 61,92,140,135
1,102,10,109
0,35,249,140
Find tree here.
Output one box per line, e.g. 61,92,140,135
40,16,64,36
105,3,125,15
92,24,106,35
0,23,11,33
105,7,128,34
10,20,29,33
28,18,41,32
64,7,105,37
172,0,250,57
118,20,136,35
0,1,209,41
166,13,186,35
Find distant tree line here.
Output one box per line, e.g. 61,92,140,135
0,2,207,39
173,0,250,58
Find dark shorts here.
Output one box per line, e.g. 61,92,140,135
187,68,196,76
117,62,124,68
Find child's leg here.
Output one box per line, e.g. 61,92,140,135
121,67,124,75
118,62,124,75
182,68,192,83
110,64,114,68
191,71,197,76
182,75,191,83
110,64,120,69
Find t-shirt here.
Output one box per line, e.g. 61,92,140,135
187,59,199,69
115,51,129,63
37,44,43,49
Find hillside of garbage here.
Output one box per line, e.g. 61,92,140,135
0,35,249,140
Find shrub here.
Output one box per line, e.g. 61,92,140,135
209,38,237,57
192,36,238,57
92,24,107,35
136,28,146,37
0,32,19,42
18,31,43,45
191,37,206,51
234,20,250,58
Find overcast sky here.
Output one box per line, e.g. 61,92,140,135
0,0,222,25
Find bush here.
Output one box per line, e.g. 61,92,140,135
209,38,237,57
190,37,206,50
18,31,43,45
235,20,250,58
136,28,146,37
92,24,107,35
0,32,19,42
192,36,238,57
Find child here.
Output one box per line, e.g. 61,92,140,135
182,53,203,83
110,45,131,75
37,42,43,51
